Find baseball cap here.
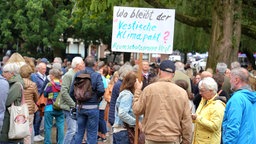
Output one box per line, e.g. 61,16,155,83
41,58,49,64
159,60,175,73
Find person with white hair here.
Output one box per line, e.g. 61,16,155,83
0,63,25,143
60,56,85,144
192,77,225,144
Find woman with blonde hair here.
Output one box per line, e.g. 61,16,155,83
5,53,26,73
20,64,39,144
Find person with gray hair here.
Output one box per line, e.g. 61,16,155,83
0,63,25,143
216,62,228,74
230,61,241,69
108,63,133,126
216,62,231,100
61,56,85,144
172,61,192,93
72,56,105,144
191,77,225,144
222,67,256,143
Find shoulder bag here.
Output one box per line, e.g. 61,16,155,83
8,83,30,139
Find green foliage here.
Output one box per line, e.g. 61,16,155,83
0,0,72,58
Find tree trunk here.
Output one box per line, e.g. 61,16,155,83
207,0,242,70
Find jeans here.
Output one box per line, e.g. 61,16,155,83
33,111,42,136
113,130,130,144
74,108,99,144
98,110,107,134
44,110,64,144
63,110,77,144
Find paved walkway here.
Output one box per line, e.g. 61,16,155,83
35,126,113,144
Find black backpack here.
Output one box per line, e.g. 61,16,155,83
74,73,93,102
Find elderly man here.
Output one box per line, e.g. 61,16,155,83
60,57,85,144
222,67,256,144
133,60,192,144
71,56,105,144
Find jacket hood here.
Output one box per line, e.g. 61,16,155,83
8,74,24,87
240,89,256,103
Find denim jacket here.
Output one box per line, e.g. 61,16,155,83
113,90,136,128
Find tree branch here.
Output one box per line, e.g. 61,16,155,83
145,0,256,40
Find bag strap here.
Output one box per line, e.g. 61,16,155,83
17,82,25,105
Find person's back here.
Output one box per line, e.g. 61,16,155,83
141,80,191,142
133,60,192,144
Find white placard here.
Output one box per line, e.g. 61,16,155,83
111,6,175,54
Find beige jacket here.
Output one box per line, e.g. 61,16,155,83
23,78,39,114
133,78,192,144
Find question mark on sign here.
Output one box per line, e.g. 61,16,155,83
163,31,170,44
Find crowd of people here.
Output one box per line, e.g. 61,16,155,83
0,52,255,144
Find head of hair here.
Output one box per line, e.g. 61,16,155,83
118,63,133,80
6,53,25,64
2,62,25,74
230,67,249,83
71,57,83,68
20,64,33,78
109,71,119,85
198,77,218,94
212,73,224,89
175,61,185,71
4,53,26,73
54,57,62,64
120,72,137,94
102,66,109,77
49,68,62,79
216,62,227,74
97,61,105,70
231,61,241,69
175,79,194,100
201,71,213,79
85,56,95,67
23,56,36,72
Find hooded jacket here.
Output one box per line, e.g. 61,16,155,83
222,88,256,144
0,74,24,142
192,95,225,144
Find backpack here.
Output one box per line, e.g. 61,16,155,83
74,73,93,102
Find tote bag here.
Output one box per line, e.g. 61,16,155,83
8,83,30,139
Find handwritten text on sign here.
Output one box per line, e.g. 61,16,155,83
112,6,175,54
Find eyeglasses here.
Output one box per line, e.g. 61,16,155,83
3,71,9,73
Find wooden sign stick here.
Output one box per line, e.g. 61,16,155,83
134,53,143,144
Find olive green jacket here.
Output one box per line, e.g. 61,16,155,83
0,74,24,143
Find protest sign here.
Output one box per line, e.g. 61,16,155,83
112,6,175,54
